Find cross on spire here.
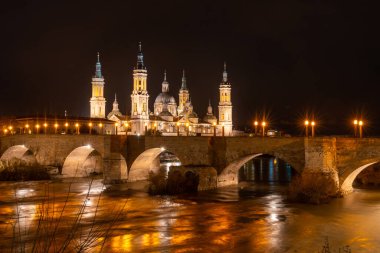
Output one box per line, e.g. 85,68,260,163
136,42,145,69
95,52,102,78
222,61,228,83
181,69,187,90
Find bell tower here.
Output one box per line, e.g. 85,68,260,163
178,70,189,115
218,62,233,136
90,52,106,118
131,42,149,119
130,42,150,134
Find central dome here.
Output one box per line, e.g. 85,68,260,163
155,92,176,104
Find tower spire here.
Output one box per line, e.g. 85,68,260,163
136,42,145,69
181,69,187,90
222,61,228,83
95,52,102,78
162,70,169,92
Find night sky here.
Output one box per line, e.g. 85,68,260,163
0,1,379,135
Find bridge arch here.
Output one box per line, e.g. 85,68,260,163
0,145,37,165
217,153,300,187
62,146,103,177
340,161,379,194
128,148,181,181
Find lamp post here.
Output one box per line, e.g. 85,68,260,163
144,123,148,135
65,122,69,134
353,119,358,137
254,121,258,135
154,122,157,135
54,123,58,134
124,122,129,134
8,126,13,135
25,124,29,134
98,123,103,135
186,122,189,136
311,121,315,137
115,123,119,135
261,121,266,137
88,122,92,135
359,120,363,138
176,122,180,136
43,123,48,134
304,120,309,137
222,123,225,137
75,123,80,134
213,122,216,137
35,124,40,134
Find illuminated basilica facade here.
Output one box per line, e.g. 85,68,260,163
89,43,233,136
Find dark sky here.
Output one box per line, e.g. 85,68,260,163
0,1,379,135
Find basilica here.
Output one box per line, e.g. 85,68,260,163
89,43,233,136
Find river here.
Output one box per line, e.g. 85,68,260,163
1,157,380,252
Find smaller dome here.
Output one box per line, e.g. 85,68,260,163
155,92,176,104
107,110,123,119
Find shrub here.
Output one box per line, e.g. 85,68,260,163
0,158,50,181
148,169,199,195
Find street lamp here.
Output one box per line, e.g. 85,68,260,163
114,122,119,135
124,122,129,134
8,126,13,135
35,124,40,134
261,121,266,137
43,123,48,134
213,122,217,136
154,122,157,135
75,123,80,134
304,120,309,137
144,123,148,135
98,123,103,135
222,123,225,137
65,122,69,134
311,121,316,137
353,119,358,137
25,124,29,134
88,122,93,134
54,123,59,134
359,120,363,138
176,122,180,136
254,121,258,135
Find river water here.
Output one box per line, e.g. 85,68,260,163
1,157,380,252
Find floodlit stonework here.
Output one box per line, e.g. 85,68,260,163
89,43,233,136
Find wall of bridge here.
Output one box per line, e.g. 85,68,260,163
0,135,128,183
3,135,380,194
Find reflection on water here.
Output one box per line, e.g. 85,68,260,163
239,156,294,183
1,177,380,252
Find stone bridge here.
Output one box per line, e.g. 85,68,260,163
1,135,380,193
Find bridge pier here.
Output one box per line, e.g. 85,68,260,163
303,138,340,195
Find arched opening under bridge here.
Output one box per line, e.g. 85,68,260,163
61,146,103,177
218,153,299,188
341,161,380,194
0,145,37,166
128,148,181,182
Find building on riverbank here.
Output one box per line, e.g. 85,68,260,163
90,43,234,136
